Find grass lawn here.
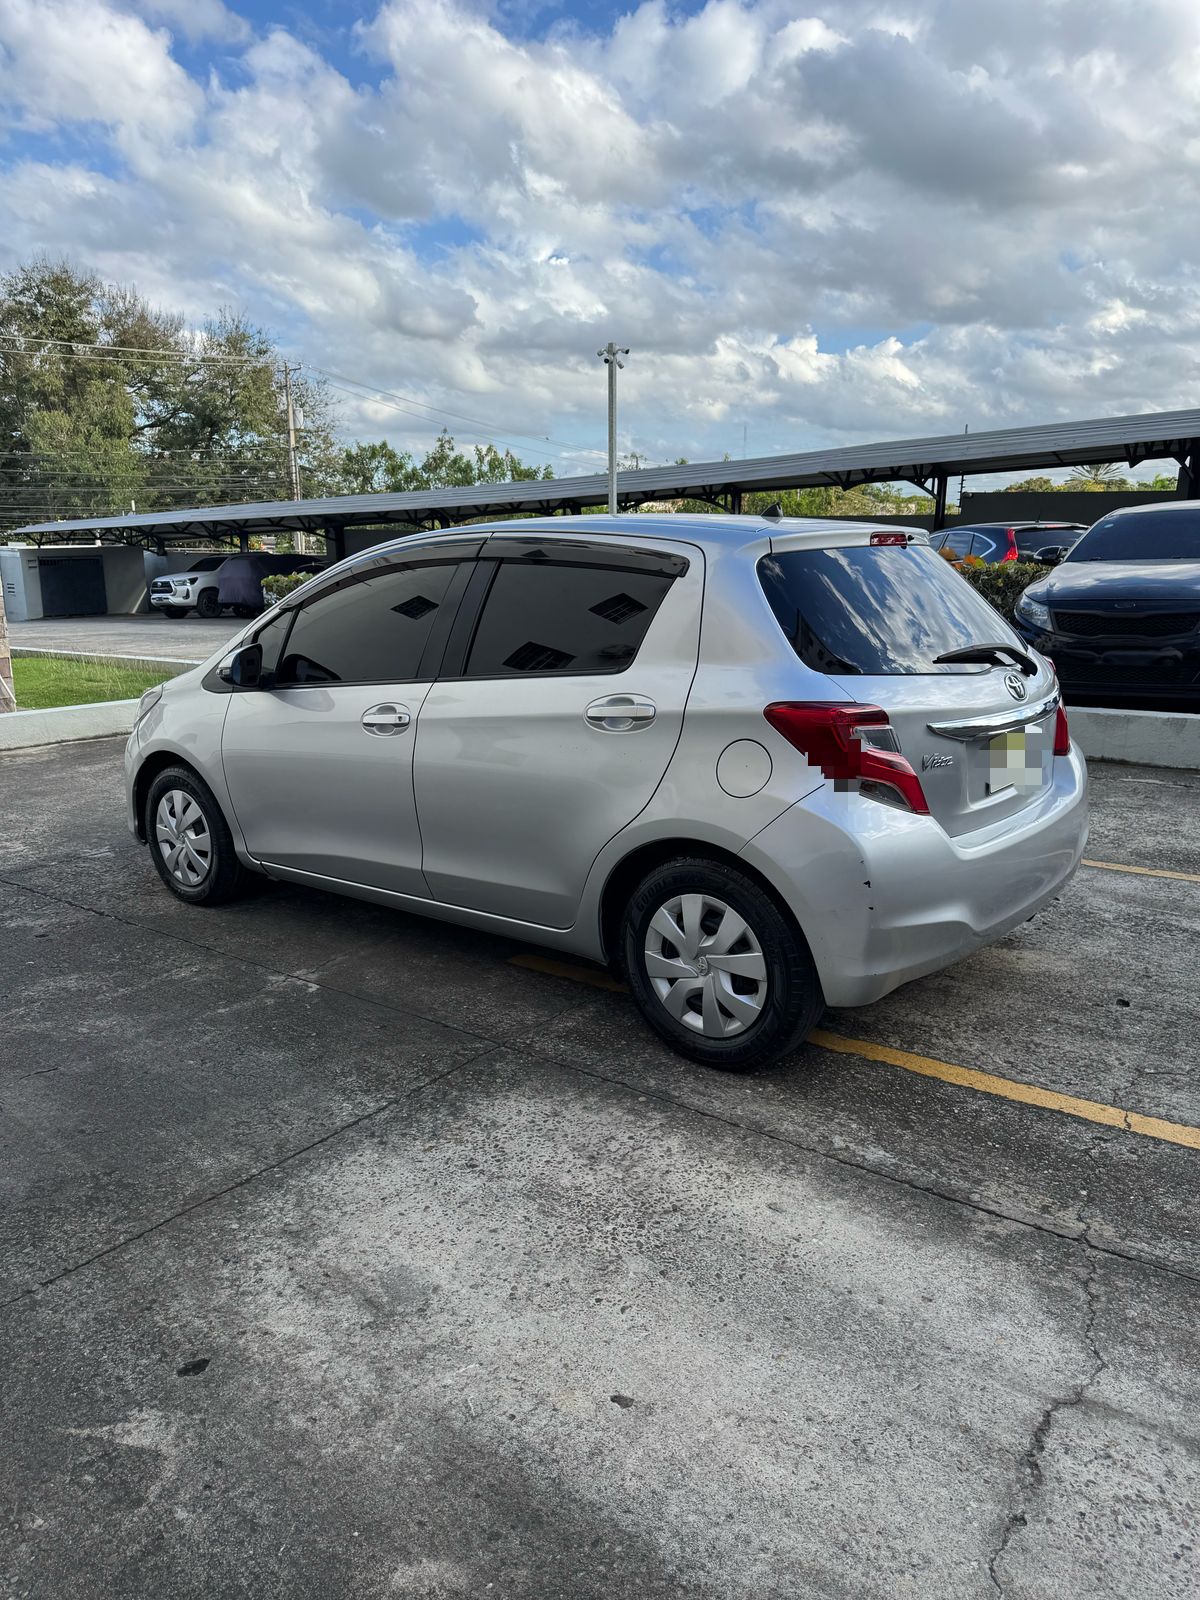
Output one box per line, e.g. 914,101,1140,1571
12,655,184,710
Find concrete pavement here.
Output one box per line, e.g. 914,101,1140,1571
1,739,1197,1598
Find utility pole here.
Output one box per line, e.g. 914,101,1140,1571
0,581,14,713
282,362,306,553
597,342,629,515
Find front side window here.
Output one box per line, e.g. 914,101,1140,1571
758,545,1023,676
276,563,460,686
254,609,292,679
1066,510,1200,562
465,561,673,677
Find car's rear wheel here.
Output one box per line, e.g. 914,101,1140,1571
145,766,247,905
621,857,823,1070
195,588,221,618
231,604,260,619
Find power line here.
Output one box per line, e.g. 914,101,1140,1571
0,332,276,366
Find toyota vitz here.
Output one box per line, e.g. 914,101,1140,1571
126,515,1088,1069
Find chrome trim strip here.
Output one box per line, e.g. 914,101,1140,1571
927,689,1060,741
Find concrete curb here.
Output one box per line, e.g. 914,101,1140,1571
12,647,199,669
0,698,138,751
1070,706,1200,770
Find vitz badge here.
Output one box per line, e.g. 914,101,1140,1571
922,753,954,770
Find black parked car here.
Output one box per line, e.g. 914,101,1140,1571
929,520,1088,565
1012,502,1200,707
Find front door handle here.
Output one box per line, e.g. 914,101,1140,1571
362,703,411,736
584,694,657,732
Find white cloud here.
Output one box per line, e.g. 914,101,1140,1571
2,0,1200,472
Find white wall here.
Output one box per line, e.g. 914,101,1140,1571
0,547,43,621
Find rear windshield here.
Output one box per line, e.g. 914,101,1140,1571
758,545,1019,676
1065,510,1200,562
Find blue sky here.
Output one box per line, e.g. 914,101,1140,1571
2,0,1198,480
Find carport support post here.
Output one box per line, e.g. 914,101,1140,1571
0,583,13,712
324,527,346,564
932,474,948,530
238,532,250,554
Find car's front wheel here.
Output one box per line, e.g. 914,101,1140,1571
621,857,823,1070
145,766,248,905
195,588,221,618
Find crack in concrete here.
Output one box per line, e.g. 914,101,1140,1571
987,1253,1107,1595
0,1043,504,1314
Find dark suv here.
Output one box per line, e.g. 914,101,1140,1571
1012,502,1200,707
930,521,1088,565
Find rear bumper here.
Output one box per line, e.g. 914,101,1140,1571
741,746,1088,1008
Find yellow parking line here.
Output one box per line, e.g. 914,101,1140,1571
508,954,1200,1151
1082,858,1200,884
509,953,629,991
809,1030,1200,1149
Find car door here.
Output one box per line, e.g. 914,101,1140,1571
221,544,477,894
413,535,702,928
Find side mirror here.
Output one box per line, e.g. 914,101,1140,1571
1034,545,1067,565
218,643,263,688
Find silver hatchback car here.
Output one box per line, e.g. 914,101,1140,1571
126,515,1088,1068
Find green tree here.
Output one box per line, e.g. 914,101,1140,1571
0,257,338,537
1067,462,1132,490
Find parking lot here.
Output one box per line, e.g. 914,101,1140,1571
1,736,1198,1598
10,615,240,662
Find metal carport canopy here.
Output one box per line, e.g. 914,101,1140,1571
11,405,1200,543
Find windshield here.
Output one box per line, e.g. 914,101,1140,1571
758,545,1020,675
1066,510,1200,562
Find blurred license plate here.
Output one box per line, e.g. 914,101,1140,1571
987,726,1046,795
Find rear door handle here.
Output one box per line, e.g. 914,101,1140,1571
362,703,411,736
584,695,657,732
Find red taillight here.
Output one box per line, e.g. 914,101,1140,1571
1002,528,1019,561
763,703,930,815
870,532,908,546
1054,703,1070,757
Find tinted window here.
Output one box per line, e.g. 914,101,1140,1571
1066,510,1200,562
927,532,947,551
944,529,974,558
970,533,999,559
191,556,227,572
466,561,672,677
758,546,1020,676
277,563,460,685
254,609,292,679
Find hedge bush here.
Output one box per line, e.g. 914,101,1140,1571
260,572,312,603
942,553,1045,623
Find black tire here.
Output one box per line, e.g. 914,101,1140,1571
231,604,260,619
195,588,221,619
621,857,824,1071
163,605,191,619
145,765,248,906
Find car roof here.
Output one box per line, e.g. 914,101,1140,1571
949,520,1087,532
357,512,928,565
1103,499,1194,517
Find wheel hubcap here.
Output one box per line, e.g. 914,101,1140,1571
155,789,212,887
644,893,768,1038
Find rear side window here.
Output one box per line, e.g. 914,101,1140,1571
276,563,460,685
758,545,1020,676
466,562,673,676
943,529,974,559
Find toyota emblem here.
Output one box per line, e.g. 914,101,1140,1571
1004,672,1027,702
